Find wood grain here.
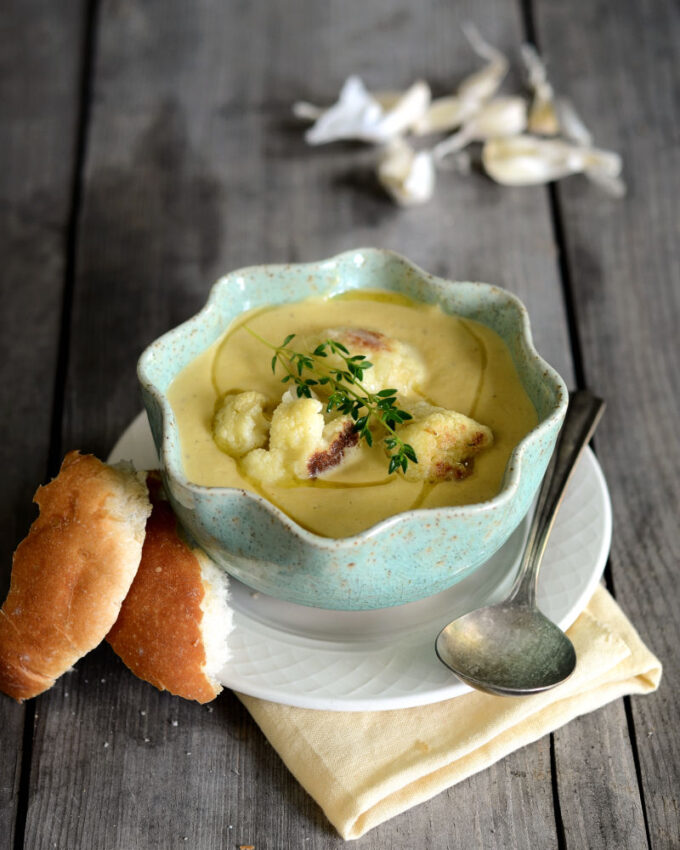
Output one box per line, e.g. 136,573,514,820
0,1,86,846
534,0,680,846
1,0,670,846
19,1,575,847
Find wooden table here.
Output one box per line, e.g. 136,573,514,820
2,1,678,847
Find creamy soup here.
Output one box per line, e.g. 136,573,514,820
168,290,537,537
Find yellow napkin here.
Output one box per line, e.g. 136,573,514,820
239,586,661,840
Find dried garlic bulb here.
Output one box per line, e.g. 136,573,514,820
433,96,528,161
482,135,625,195
293,77,430,145
521,44,560,136
377,139,436,206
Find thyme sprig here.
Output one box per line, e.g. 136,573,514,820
246,328,418,475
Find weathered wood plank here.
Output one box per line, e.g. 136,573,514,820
0,1,86,846
15,0,622,847
534,0,680,846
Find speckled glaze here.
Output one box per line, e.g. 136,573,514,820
138,248,568,610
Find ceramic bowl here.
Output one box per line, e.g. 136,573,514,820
138,248,568,610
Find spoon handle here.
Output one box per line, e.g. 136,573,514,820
509,389,606,607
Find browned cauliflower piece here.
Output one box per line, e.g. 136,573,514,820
393,401,493,482
241,391,358,484
308,327,427,395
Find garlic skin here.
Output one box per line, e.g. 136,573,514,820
554,98,593,146
433,96,528,161
457,23,509,105
412,25,509,137
377,139,436,206
294,77,430,145
482,135,625,195
521,44,560,136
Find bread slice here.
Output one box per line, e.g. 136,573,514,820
0,452,151,701
107,474,233,703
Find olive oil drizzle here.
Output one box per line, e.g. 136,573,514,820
459,318,488,419
211,304,271,397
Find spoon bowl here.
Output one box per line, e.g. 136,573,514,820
436,603,577,696
436,389,605,696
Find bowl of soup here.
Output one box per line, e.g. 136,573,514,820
138,248,567,609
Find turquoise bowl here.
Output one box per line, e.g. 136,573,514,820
138,248,567,610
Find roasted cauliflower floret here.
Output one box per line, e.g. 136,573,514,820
308,327,427,395
241,391,358,485
212,391,270,457
393,401,493,482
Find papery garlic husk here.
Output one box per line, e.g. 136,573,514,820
433,96,528,161
482,135,625,195
521,44,560,136
292,101,325,121
554,98,593,146
294,76,430,145
412,26,510,137
457,23,509,106
377,139,436,206
373,80,431,140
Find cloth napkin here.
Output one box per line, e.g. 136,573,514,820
239,586,661,840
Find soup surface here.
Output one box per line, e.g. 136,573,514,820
168,290,537,537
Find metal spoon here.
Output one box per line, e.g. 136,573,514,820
435,389,605,696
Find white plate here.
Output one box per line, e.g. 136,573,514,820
110,413,612,711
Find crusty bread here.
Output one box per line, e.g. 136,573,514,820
0,452,151,701
107,474,233,704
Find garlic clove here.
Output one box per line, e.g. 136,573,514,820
433,96,528,160
411,95,476,136
528,98,561,137
521,44,560,136
377,139,436,206
457,23,509,106
482,135,624,193
482,136,584,184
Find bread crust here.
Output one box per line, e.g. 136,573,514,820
107,475,224,704
0,452,150,701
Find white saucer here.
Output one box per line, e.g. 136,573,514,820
109,413,612,711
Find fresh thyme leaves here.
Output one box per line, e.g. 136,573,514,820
246,328,418,475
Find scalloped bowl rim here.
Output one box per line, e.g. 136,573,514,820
138,248,568,548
